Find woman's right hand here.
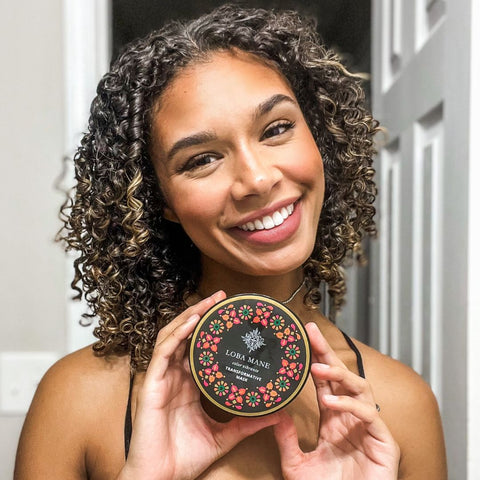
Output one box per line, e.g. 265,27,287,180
117,291,280,480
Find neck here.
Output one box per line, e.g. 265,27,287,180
197,259,306,308
193,259,330,329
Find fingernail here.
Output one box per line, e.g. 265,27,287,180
188,313,200,323
316,363,330,369
211,290,226,301
323,394,338,402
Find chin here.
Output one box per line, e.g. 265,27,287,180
229,252,311,278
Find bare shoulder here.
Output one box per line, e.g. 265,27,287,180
354,341,434,412
42,344,130,392
355,340,447,480
15,346,130,480
28,345,130,418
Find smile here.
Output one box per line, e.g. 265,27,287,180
238,203,295,231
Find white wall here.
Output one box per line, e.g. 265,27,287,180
468,2,480,476
0,0,66,477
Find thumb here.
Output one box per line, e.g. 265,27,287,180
273,410,304,470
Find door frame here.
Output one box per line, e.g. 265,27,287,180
467,1,480,476
62,0,111,352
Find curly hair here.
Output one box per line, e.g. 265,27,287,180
57,4,379,371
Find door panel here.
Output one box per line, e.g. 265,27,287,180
371,0,472,477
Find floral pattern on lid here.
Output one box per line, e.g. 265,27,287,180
190,294,311,416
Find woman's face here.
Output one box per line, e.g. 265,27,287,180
151,51,324,277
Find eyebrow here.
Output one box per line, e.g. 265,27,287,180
165,93,297,162
166,131,217,162
253,94,297,120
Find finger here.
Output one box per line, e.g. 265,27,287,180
311,363,374,400
172,291,226,364
310,363,334,405
148,290,226,371
321,394,389,442
213,412,282,458
147,290,226,380
305,322,347,369
172,337,188,364
155,290,226,346
171,314,201,364
272,411,305,470
147,313,201,381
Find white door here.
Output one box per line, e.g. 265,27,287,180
63,0,110,352
370,1,480,478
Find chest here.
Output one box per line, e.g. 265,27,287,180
200,377,320,480
84,339,362,480
85,377,320,480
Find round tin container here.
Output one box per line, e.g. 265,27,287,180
189,294,311,416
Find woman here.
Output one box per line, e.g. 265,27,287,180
15,5,447,479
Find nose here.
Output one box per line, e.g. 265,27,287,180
230,145,282,200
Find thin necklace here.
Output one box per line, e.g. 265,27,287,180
194,278,306,306
281,278,306,305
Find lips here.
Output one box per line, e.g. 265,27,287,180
237,202,295,231
231,200,301,246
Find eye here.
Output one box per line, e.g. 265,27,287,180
261,121,295,140
180,153,220,172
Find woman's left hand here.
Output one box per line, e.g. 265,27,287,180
273,322,400,480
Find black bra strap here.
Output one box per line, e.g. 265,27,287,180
124,375,134,459
341,330,365,379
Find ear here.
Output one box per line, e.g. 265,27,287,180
162,205,180,223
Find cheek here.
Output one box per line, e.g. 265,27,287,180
167,183,224,227
290,141,324,186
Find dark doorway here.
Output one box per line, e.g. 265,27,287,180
112,1,370,87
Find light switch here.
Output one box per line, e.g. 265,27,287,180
0,351,59,414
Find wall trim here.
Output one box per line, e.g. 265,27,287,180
62,0,111,352
468,0,480,476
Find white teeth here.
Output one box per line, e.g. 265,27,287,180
263,215,275,229
272,211,284,226
238,202,295,232
254,219,264,230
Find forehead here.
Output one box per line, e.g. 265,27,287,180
159,50,292,107
151,51,296,148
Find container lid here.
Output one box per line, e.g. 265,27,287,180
190,294,311,416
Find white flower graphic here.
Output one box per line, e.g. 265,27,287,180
242,328,266,353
